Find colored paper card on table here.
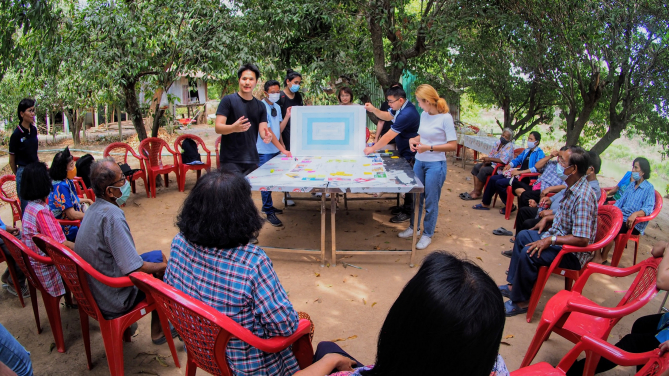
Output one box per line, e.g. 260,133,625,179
290,105,367,156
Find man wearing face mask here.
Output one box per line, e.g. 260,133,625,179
258,80,292,227
499,146,598,317
74,159,178,344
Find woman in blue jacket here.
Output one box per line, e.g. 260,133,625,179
473,131,545,214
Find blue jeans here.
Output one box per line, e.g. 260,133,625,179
16,166,27,217
258,152,280,213
0,323,33,376
410,160,446,237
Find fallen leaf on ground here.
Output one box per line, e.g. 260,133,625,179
371,302,377,307
314,272,320,277
476,257,483,262
331,335,359,343
504,334,514,339
500,341,512,346
155,356,169,367
363,298,367,305
49,343,56,353
350,274,357,277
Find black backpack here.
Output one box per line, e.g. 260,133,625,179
75,154,95,188
181,138,202,164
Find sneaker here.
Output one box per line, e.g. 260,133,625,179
263,207,284,215
5,283,30,298
416,235,432,250
391,206,404,215
398,227,420,239
282,197,296,206
390,212,411,223
266,212,283,227
249,237,259,244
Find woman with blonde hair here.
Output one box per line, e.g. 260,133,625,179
399,85,457,249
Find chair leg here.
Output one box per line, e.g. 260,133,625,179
583,351,602,376
150,173,157,198
565,277,574,291
99,320,126,376
42,294,66,353
130,180,137,194
29,284,41,334
185,357,198,376
79,308,92,370
5,260,24,308
141,176,150,198
633,240,639,266
158,317,181,368
526,267,550,323
505,187,513,220
520,319,554,367
611,237,625,268
164,174,169,188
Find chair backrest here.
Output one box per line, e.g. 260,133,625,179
598,188,607,205
639,190,664,222
592,205,624,246
513,148,524,157
139,137,175,168
103,142,134,164
215,136,221,169
618,256,661,308
174,134,210,154
0,175,22,222
32,234,106,321
0,229,49,293
635,352,669,376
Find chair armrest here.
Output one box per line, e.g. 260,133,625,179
86,267,134,288
567,287,657,318
242,319,312,353
580,335,658,367
519,172,540,180
571,261,645,292
57,219,81,227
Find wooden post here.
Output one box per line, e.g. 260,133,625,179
93,107,99,128
46,112,50,134
104,105,108,130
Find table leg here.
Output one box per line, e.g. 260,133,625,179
331,194,337,265
462,146,467,169
284,192,288,209
320,192,326,267
410,192,420,267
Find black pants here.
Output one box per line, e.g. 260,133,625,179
519,189,541,209
514,207,540,236
313,341,365,373
218,162,258,176
1,239,26,286
401,158,415,214
281,125,291,151
566,314,663,376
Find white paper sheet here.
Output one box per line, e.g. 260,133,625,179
290,105,367,156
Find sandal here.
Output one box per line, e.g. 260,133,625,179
501,250,513,258
460,192,480,201
152,325,179,345
472,204,490,210
500,205,517,214
510,237,515,243
492,227,514,236
498,285,511,299
504,300,528,317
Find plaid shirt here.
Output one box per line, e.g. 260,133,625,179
615,180,655,234
488,140,515,167
164,233,299,376
542,175,598,267
535,160,565,190
22,200,66,297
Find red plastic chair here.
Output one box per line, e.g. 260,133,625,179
365,127,370,142
72,177,95,202
33,234,180,375
0,234,25,307
611,190,663,267
598,188,606,205
512,335,666,376
496,172,541,220
0,175,22,225
174,134,212,192
138,137,180,198
215,135,221,170
0,229,77,352
521,256,660,368
103,142,150,198
483,164,504,193
129,272,314,376
524,205,624,322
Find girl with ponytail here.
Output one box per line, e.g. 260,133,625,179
398,84,458,250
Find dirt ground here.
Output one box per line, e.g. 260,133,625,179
1,127,668,375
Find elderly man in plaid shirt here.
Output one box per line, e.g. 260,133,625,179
499,146,598,317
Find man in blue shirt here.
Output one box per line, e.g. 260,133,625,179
258,80,291,227
364,86,420,222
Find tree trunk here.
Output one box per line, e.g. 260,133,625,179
122,79,148,140
151,100,164,137
64,111,80,145
589,120,626,155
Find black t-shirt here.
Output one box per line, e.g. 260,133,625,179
276,91,303,130
377,101,395,144
216,93,267,164
520,150,533,171
8,124,39,167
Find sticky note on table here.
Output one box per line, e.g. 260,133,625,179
281,157,291,160
391,156,399,159
364,172,372,175
270,169,274,173
363,164,371,166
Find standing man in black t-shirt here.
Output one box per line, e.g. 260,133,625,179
9,98,39,216
373,83,402,149
215,64,272,175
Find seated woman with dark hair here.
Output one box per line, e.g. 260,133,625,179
296,251,509,376
20,162,75,300
593,157,656,264
47,147,93,241
164,170,306,376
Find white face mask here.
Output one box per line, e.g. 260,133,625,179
268,93,281,103
527,141,536,149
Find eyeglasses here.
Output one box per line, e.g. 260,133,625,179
387,98,401,104
271,108,277,117
109,174,126,187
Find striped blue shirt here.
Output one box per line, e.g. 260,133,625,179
615,180,655,234
535,160,564,190
164,233,299,375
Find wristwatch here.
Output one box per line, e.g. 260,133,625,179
430,145,434,152
551,235,557,246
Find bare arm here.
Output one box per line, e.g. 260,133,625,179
374,120,384,143
64,240,75,250
279,107,291,133
135,252,167,276
215,115,251,135
364,103,392,121
534,150,559,170
293,353,356,376
652,242,669,290
364,129,398,154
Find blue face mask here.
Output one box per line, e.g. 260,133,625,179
290,84,300,93
556,164,573,181
109,180,131,206
632,172,641,181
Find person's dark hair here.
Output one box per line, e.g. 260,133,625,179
176,170,263,249
386,82,403,91
90,158,121,198
49,147,73,181
385,87,406,100
587,151,601,174
264,80,281,92
237,63,260,80
568,146,590,175
17,98,35,123
633,157,651,180
284,69,302,86
338,87,354,103
362,251,505,376
529,131,541,143
20,162,52,201
560,145,570,151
